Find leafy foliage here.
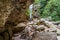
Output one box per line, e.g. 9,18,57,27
35,0,40,3
35,0,60,21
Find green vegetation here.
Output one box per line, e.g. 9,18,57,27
35,0,40,3
34,0,60,21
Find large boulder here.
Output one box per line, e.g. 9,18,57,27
32,32,57,40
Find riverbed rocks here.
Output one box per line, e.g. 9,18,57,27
12,18,60,40
13,31,58,40
32,32,57,40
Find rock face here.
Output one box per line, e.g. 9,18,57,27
32,32,57,40
0,0,34,40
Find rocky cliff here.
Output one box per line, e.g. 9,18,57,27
0,0,34,40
